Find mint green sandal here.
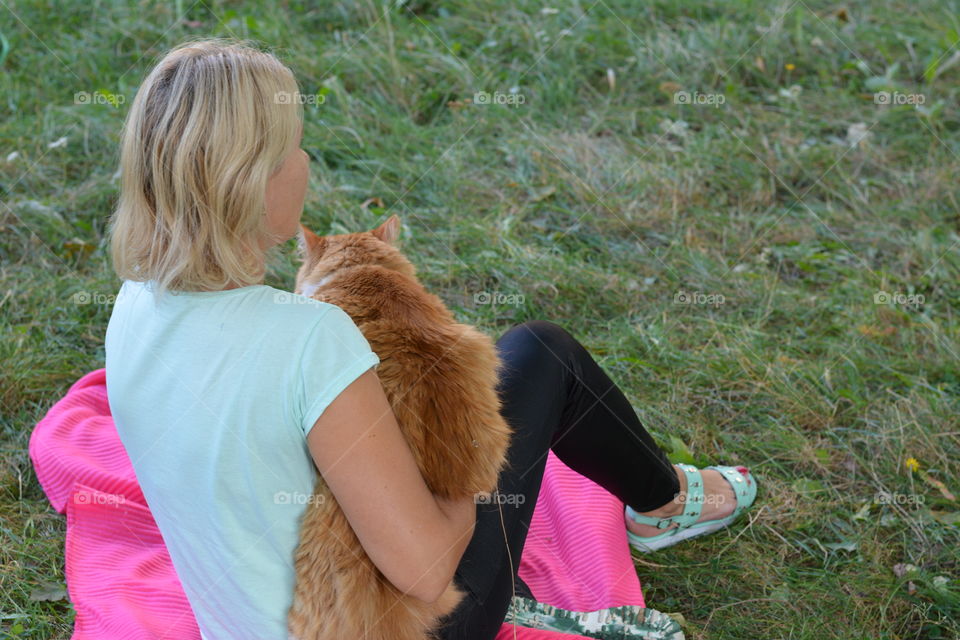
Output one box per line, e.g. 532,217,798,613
625,464,757,553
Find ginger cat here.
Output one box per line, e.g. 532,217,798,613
287,215,513,640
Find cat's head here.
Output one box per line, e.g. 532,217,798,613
295,215,416,296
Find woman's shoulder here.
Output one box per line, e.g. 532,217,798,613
258,285,345,320
255,285,364,340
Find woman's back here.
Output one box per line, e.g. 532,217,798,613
105,278,379,639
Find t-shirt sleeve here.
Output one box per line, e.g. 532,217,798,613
296,305,380,438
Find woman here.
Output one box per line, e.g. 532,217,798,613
105,39,757,640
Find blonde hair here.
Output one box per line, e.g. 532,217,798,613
109,38,303,298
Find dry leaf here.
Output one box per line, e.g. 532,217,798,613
857,324,896,337
920,472,956,501
63,239,95,260
658,81,681,96
530,185,556,202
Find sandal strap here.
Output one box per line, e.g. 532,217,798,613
707,465,756,520
626,464,704,530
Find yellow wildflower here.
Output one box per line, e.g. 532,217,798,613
905,457,920,472
785,63,796,71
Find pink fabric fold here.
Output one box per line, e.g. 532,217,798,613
29,368,644,640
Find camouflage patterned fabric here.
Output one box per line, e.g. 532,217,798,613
501,595,686,639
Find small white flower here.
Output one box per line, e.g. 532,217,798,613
5,151,19,162
47,136,68,149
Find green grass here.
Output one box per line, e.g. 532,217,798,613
2,1,959,638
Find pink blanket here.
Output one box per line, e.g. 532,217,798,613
29,369,645,639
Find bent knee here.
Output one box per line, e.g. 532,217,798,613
498,320,579,358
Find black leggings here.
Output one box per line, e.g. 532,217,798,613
436,321,681,640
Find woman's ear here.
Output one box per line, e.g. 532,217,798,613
298,224,326,257
371,214,401,244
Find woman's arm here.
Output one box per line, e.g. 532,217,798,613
305,368,476,604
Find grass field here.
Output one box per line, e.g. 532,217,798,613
2,1,959,638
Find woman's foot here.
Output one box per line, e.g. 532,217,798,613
625,464,736,538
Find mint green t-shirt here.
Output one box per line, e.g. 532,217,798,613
104,279,380,640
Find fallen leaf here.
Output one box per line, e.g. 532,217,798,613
929,509,960,526
529,185,556,202
63,238,96,260
857,324,896,337
665,612,686,626
30,582,67,602
920,472,956,501
846,122,871,148
824,540,857,552
792,478,827,494
658,81,681,96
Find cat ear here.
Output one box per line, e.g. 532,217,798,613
371,215,401,244
298,224,325,256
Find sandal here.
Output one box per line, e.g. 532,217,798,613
625,464,757,553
